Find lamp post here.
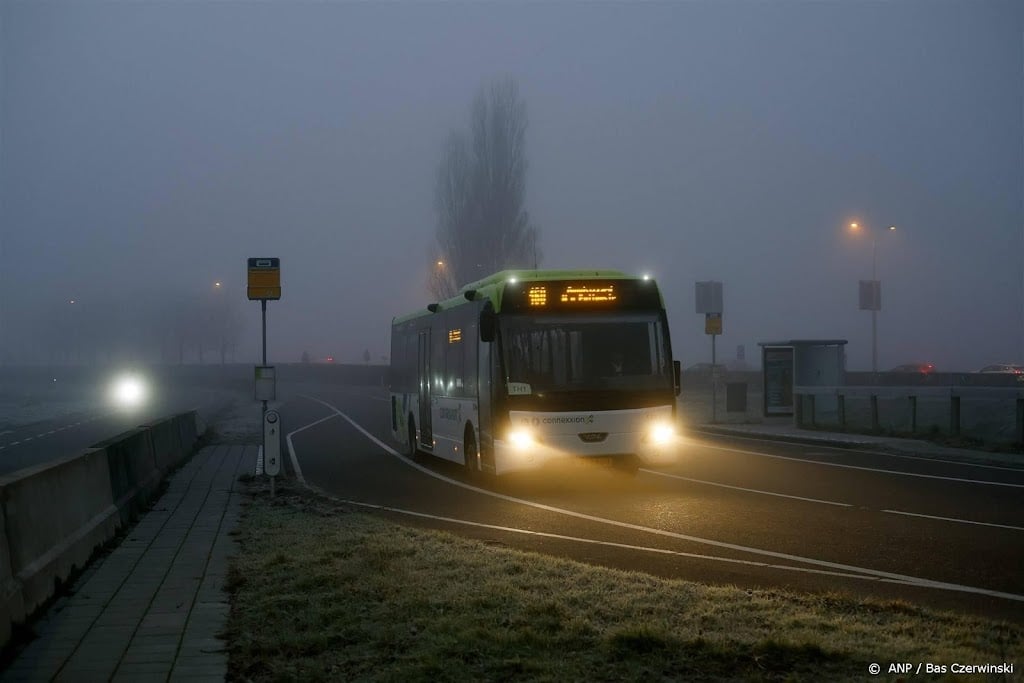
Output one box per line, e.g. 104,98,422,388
212,280,230,364
434,260,455,299
68,298,78,364
849,222,896,373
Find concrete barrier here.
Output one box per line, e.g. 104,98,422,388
147,417,183,472
0,410,201,650
0,447,119,627
98,428,160,525
0,505,23,650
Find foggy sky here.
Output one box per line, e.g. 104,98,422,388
2,0,1021,371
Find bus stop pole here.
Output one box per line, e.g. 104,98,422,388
261,298,271,497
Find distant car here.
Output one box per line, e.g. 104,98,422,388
977,363,1024,374
889,363,935,374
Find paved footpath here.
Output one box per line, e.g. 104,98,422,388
2,444,256,683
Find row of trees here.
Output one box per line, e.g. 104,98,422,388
6,286,245,366
429,76,541,299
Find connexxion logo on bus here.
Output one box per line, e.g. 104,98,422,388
521,415,596,426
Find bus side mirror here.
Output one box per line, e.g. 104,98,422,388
673,360,681,396
480,302,496,343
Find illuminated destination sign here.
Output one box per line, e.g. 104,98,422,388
560,285,617,303
448,328,462,343
509,280,659,312
527,284,618,307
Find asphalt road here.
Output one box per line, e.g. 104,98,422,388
0,377,243,478
277,383,1024,624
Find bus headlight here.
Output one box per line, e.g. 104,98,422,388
648,421,675,446
508,429,534,449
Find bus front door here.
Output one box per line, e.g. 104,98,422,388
417,330,432,449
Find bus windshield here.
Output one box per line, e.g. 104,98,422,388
500,313,671,394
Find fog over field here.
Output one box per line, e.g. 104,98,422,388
1,1,1021,371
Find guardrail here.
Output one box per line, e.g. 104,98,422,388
794,386,1024,445
0,411,201,650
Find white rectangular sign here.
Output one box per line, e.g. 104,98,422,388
695,281,723,314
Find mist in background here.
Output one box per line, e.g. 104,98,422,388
1,1,1021,371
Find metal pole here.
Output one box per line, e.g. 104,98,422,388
871,310,877,374
711,333,717,423
258,299,270,497
261,299,268,416
871,237,878,374
261,299,267,366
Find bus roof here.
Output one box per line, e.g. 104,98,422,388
392,269,663,325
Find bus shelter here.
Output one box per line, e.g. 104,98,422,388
758,339,847,420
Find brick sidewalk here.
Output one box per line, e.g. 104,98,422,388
2,444,256,683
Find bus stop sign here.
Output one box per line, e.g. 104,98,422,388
247,257,281,300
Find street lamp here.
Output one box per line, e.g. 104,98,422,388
848,222,896,373
433,260,457,299
211,280,231,363
68,298,78,363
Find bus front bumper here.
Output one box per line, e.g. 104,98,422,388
491,432,681,476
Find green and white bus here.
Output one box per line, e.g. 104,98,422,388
389,270,681,475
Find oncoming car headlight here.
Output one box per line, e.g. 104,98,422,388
108,373,148,410
507,429,534,449
647,421,675,446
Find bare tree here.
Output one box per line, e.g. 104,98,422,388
430,77,541,299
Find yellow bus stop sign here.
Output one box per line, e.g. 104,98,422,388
247,257,281,300
705,312,722,335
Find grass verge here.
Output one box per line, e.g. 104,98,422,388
224,478,1021,682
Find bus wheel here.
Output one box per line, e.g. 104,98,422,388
464,428,479,476
407,418,418,459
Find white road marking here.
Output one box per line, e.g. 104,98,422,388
0,431,11,436
299,394,1024,603
691,429,1024,472
342,499,923,586
10,441,19,446
883,509,1024,532
699,442,1024,488
284,412,342,484
640,469,853,507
